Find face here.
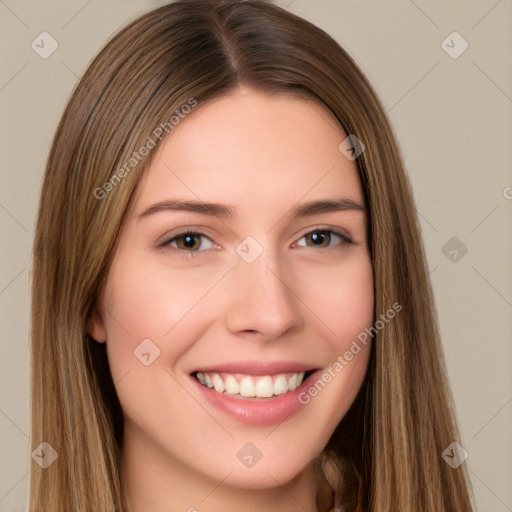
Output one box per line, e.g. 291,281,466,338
87,87,374,493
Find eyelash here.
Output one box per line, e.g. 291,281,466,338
159,227,354,259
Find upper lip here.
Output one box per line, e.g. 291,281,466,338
191,360,319,376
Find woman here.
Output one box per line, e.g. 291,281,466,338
30,1,475,510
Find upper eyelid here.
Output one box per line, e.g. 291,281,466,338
157,226,215,247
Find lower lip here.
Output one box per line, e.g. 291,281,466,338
191,371,319,426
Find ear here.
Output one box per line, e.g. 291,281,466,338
86,306,107,343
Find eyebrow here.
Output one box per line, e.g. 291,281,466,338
138,197,365,219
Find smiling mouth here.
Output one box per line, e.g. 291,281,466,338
191,370,316,400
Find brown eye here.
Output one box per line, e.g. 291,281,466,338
297,229,352,249
175,233,202,251
162,230,215,254
304,230,331,248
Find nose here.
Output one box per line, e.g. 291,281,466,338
223,246,304,340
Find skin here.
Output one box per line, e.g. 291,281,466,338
87,86,374,512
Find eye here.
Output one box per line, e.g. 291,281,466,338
161,230,216,257
294,229,353,249
159,227,353,258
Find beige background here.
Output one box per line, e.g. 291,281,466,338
0,0,511,510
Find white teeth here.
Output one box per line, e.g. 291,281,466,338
273,375,288,395
224,375,240,395
288,373,298,391
255,376,274,397
239,376,256,397
212,373,225,393
195,371,308,398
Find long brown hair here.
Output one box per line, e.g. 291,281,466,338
30,1,475,510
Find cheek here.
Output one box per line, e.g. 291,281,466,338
100,258,214,438
102,256,221,361
296,252,374,348
296,254,374,432
289,252,374,418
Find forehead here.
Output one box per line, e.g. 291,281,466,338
134,88,363,216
